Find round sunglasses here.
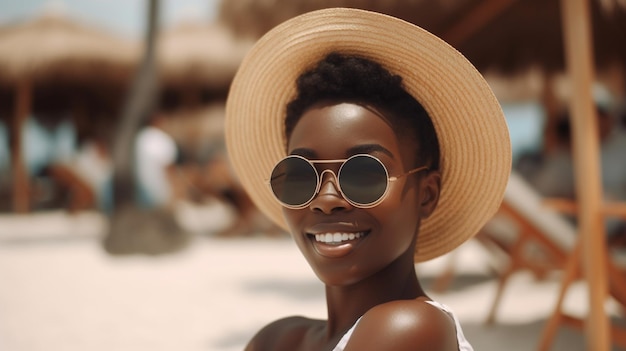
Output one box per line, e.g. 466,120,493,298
269,154,429,209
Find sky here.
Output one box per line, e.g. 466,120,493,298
0,0,222,38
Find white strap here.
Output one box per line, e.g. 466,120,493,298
332,317,362,351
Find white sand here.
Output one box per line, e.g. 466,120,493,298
0,209,621,351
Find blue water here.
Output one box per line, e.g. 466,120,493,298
501,101,546,163
0,117,76,176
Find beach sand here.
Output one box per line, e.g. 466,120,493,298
0,207,623,351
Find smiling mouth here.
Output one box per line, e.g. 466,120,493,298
310,232,368,245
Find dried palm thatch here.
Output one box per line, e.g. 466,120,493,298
438,0,626,75
0,13,139,85
157,21,254,90
218,0,626,76
218,0,433,39
0,13,142,126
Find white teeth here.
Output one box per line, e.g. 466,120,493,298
314,232,365,244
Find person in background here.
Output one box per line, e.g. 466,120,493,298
47,136,112,213
134,112,179,210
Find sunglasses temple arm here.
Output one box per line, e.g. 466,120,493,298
389,166,429,181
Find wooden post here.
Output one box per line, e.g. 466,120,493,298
11,80,31,212
540,74,561,154
560,0,610,350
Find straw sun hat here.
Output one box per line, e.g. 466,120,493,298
225,7,511,262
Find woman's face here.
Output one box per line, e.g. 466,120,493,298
283,102,435,286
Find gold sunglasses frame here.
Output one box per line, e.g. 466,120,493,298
268,154,429,209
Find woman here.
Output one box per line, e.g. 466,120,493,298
225,8,511,351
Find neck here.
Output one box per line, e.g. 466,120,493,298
323,247,425,338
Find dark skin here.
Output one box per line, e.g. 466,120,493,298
245,102,457,351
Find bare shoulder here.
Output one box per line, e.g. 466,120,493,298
244,316,323,351
344,299,459,351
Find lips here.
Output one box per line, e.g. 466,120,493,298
305,227,369,258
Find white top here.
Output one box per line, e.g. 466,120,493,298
332,300,473,351
135,126,178,206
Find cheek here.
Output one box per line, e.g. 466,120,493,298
377,202,419,237
384,180,420,218
373,187,421,247
282,208,306,239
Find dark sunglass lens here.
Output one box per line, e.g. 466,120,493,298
270,157,318,206
339,156,388,205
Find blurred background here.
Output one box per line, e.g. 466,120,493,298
0,0,625,350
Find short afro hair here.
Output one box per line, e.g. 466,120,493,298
285,52,440,170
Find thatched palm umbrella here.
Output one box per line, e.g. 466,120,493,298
157,21,253,95
0,14,138,83
219,0,625,76
217,0,466,40
0,13,139,212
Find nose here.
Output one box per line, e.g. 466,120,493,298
309,170,351,214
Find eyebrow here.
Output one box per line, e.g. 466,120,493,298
289,144,395,160
348,144,394,159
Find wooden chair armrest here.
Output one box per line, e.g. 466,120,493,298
542,198,577,215
604,202,626,221
542,198,626,220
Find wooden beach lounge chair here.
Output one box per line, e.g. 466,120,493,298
477,172,626,350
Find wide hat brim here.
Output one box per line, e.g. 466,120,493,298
225,8,511,262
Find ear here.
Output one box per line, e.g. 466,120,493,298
418,171,441,219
